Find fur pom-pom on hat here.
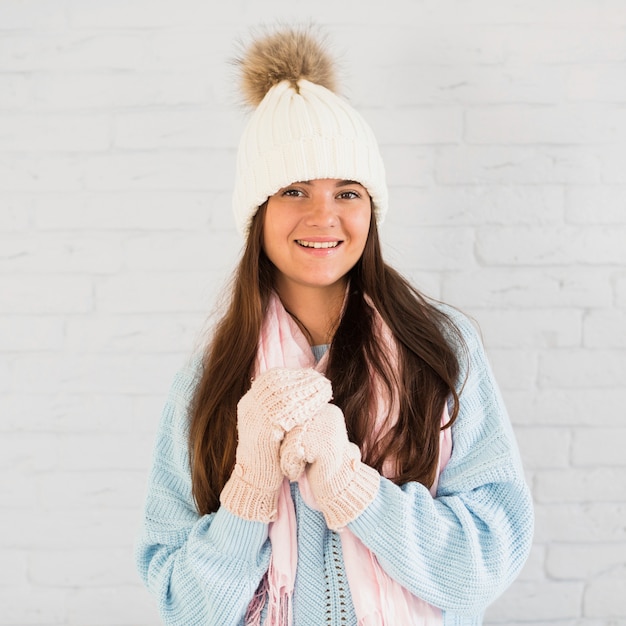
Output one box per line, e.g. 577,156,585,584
231,25,388,236
235,26,337,107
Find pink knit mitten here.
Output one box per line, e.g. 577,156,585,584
220,367,332,523
280,403,380,530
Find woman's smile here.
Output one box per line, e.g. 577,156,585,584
295,238,342,250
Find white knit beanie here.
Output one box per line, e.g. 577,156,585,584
232,27,388,237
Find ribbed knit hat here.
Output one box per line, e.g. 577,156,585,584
232,26,388,236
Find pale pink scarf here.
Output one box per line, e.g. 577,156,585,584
246,292,451,626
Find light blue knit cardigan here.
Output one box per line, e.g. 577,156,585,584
135,307,534,625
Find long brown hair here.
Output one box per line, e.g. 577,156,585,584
189,204,465,515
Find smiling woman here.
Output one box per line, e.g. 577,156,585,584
135,24,534,626
263,179,372,344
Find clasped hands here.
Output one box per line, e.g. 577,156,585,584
220,367,379,528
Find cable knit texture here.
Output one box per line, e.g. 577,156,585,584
220,367,332,522
135,304,534,625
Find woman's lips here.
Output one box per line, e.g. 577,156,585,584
295,239,342,249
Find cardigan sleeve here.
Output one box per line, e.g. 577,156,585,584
347,308,534,617
134,359,271,626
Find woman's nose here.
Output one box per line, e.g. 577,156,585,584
305,195,337,226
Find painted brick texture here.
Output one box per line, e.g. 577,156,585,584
1,1,625,624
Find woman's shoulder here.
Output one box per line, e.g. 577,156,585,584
429,299,482,354
154,353,205,446
165,352,204,411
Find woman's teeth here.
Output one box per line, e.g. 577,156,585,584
296,240,340,249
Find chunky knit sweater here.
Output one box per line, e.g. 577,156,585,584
135,307,534,625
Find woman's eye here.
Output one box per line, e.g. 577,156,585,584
338,190,359,199
283,188,304,197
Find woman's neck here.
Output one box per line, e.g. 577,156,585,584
276,281,346,345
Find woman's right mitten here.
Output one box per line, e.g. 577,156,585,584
220,367,332,523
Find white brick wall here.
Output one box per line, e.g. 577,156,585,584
1,1,624,624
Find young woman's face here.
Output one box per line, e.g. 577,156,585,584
263,178,372,298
